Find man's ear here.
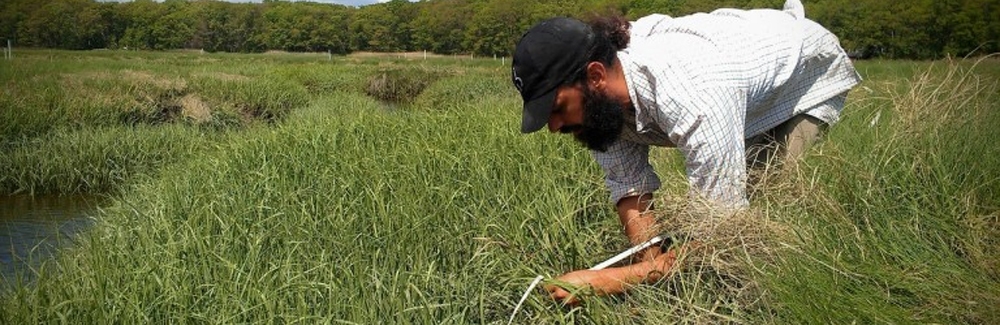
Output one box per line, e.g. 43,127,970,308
585,61,607,90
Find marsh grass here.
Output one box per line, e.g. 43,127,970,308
1,91,611,323
273,64,375,95
0,124,213,195
0,50,315,143
1,50,333,196
1,50,999,324
365,66,448,104
413,73,514,111
752,57,1000,324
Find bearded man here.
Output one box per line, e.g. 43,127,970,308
510,0,860,303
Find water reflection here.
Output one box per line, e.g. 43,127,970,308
0,195,99,285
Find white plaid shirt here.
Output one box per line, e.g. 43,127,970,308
594,5,861,207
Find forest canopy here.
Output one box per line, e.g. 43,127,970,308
1,0,997,59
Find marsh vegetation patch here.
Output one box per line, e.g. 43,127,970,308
364,67,446,104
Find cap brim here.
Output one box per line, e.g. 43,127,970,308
520,90,557,133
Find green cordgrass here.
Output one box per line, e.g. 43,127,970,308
1,50,998,323
0,124,213,195
757,58,1000,324
0,50,315,143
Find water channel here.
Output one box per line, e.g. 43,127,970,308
0,195,100,286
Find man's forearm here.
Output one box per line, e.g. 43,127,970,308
545,194,676,304
553,247,678,298
606,246,677,286
616,194,660,261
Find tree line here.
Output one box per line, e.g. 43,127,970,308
1,0,997,59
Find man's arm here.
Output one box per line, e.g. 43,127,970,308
616,193,661,262
544,243,679,305
547,139,665,304
542,194,670,305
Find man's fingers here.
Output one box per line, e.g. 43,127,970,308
549,287,580,306
543,283,568,299
548,286,567,300
543,283,580,306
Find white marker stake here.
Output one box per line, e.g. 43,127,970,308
507,235,665,324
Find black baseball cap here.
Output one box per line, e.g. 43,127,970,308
512,17,594,133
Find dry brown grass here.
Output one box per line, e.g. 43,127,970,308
120,70,187,90
179,94,211,124
636,151,832,323
656,198,784,316
194,72,250,82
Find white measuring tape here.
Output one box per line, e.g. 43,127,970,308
506,235,665,324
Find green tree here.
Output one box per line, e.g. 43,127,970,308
384,0,418,51
464,0,528,56
934,0,999,57
350,4,402,52
117,0,165,50
189,1,231,52
256,1,350,53
411,0,474,54
1,0,35,45
147,0,194,50
0,0,995,58
18,0,107,49
190,2,267,53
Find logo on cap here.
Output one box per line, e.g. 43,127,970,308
512,66,524,94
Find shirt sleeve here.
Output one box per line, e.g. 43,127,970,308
592,139,661,204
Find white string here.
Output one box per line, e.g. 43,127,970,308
507,275,544,325
589,235,664,270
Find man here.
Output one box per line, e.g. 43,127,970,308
510,0,860,303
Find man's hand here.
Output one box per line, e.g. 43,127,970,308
542,273,585,306
543,269,623,306
543,247,680,305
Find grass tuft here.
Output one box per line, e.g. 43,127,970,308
364,66,446,104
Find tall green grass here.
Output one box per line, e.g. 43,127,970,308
756,58,1000,324
0,124,213,195
0,50,313,143
1,90,615,323
0,50,366,196
1,51,998,324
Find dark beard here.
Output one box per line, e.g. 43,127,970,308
573,87,624,152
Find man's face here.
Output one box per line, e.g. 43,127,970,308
547,84,625,152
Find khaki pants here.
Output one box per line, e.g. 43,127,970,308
745,114,826,172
